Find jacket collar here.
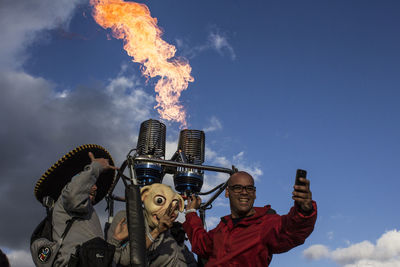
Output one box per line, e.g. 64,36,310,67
220,205,272,228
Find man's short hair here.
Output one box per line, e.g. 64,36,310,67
228,171,254,185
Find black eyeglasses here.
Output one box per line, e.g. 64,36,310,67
228,185,256,193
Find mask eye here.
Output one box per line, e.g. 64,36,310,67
154,195,166,206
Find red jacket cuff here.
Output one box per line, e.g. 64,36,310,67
296,201,317,218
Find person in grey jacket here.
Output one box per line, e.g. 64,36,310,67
107,183,197,267
107,210,197,267
52,152,127,267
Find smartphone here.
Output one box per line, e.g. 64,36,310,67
295,169,307,186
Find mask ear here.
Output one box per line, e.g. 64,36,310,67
225,187,229,198
140,185,151,202
176,194,185,212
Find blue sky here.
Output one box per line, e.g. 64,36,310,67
1,0,400,266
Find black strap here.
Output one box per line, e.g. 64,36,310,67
61,218,76,240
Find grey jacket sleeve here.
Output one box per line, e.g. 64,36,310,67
109,236,130,266
60,161,104,215
107,210,131,266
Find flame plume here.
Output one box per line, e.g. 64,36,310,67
90,0,193,127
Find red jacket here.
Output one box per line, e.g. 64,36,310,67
183,202,317,267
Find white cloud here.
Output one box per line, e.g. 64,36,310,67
55,90,70,98
344,259,400,267
0,0,86,249
205,216,220,230
175,29,236,60
165,139,179,160
332,241,375,264
303,244,330,260
206,147,231,167
203,116,222,133
0,67,155,249
213,198,229,208
303,230,400,267
201,147,263,194
208,32,236,60
0,0,84,70
233,151,244,162
207,148,263,181
7,249,34,267
105,73,154,134
375,230,400,260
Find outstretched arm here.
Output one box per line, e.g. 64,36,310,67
268,177,317,254
61,152,116,215
182,196,215,258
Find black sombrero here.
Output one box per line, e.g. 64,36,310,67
34,144,116,205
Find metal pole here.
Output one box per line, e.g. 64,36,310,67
128,156,138,185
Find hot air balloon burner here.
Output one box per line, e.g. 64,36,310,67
134,119,166,185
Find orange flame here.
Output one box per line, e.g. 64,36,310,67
90,0,193,128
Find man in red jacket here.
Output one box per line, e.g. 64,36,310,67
182,171,317,267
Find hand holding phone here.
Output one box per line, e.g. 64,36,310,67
293,169,313,213
295,169,307,187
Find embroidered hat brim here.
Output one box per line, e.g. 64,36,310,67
34,144,116,205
